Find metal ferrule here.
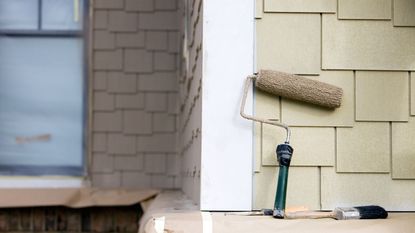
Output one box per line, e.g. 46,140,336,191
334,207,361,220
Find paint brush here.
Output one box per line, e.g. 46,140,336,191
285,205,388,220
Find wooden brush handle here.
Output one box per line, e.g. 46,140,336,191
285,211,335,219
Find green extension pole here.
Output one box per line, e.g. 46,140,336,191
273,143,293,218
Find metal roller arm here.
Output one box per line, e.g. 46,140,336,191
240,75,291,144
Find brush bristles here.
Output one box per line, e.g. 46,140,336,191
355,205,388,219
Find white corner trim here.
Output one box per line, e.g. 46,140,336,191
201,0,255,210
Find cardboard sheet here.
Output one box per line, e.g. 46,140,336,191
0,188,159,208
143,212,415,233
139,190,198,233
141,191,415,233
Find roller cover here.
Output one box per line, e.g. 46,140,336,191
256,70,343,108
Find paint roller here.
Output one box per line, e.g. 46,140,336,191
240,70,343,218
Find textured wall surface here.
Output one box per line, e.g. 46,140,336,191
255,0,415,211
0,205,142,232
91,0,181,189
177,0,203,204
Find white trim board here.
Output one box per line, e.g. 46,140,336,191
0,177,84,188
201,0,255,211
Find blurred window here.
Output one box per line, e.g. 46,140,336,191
0,0,87,175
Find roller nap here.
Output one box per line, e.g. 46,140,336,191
256,70,343,109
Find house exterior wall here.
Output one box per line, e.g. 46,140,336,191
254,0,415,211
90,0,181,189
0,205,142,232
178,0,203,204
